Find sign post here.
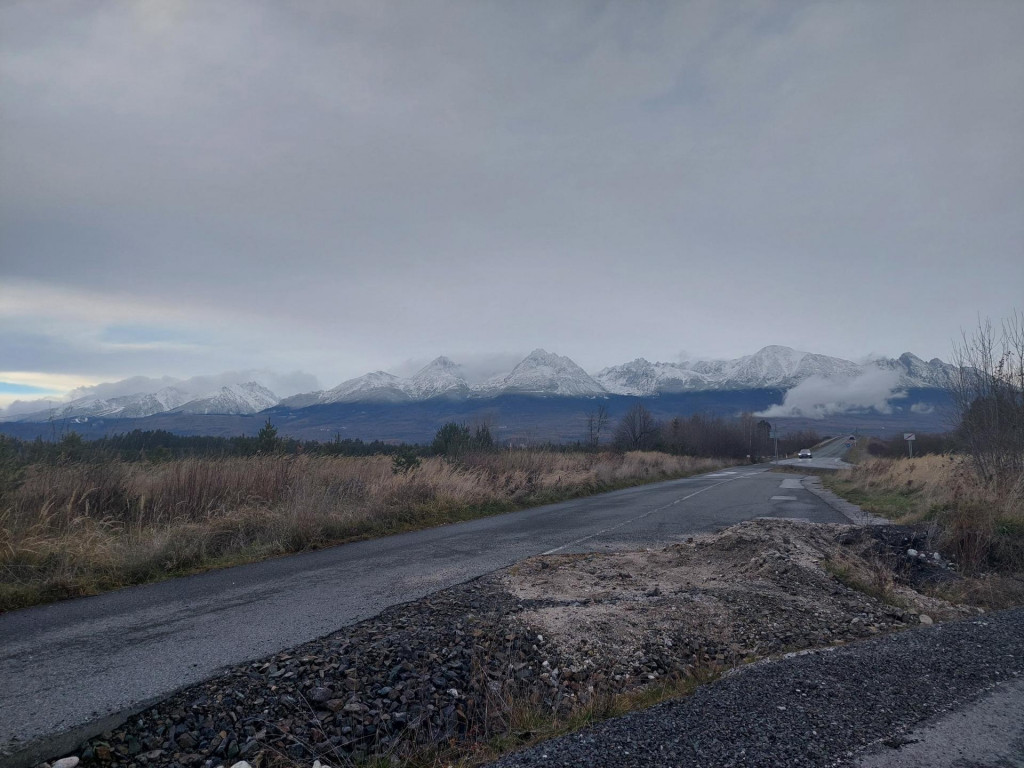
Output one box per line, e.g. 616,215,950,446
770,430,779,463
904,433,916,459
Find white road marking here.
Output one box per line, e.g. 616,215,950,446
771,495,798,501
779,479,803,489
541,476,742,555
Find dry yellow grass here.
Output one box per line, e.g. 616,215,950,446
0,451,732,611
827,454,1024,574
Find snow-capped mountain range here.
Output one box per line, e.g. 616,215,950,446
1,370,315,423
598,346,870,395
5,382,282,423
298,347,953,404
1,346,956,422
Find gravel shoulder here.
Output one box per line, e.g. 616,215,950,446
855,676,1024,768
490,608,1024,768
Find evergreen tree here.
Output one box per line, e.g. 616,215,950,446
432,422,472,458
257,419,280,454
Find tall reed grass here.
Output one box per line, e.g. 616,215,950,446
0,451,731,611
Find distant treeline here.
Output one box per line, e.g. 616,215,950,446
0,416,956,469
0,428,403,465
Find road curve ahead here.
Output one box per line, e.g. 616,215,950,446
0,467,848,764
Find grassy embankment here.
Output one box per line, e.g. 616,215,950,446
0,451,733,612
824,454,1024,606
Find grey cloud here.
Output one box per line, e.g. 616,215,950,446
1,1,1022,386
2,398,63,417
65,375,180,401
756,369,906,419
176,371,321,399
0,327,217,378
63,370,320,401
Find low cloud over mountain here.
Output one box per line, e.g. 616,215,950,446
755,368,906,419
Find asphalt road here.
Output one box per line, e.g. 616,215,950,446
855,675,1024,768
776,434,855,470
0,466,849,764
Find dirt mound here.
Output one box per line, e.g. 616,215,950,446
503,519,975,684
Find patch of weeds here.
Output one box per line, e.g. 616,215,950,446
823,555,902,607
338,667,726,768
472,668,721,765
824,477,921,521
929,573,1024,611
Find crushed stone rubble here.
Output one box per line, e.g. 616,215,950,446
488,608,1024,768
33,519,993,768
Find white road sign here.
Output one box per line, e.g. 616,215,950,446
904,433,916,441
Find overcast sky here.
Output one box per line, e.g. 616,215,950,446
2,0,1022,405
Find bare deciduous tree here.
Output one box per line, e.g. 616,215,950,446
585,403,610,449
613,403,659,451
950,311,1024,491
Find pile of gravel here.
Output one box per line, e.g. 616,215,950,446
64,573,748,768
488,608,1024,767
66,578,565,766
60,564,906,767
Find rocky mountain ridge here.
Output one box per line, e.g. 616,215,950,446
2,346,957,422
7,382,283,423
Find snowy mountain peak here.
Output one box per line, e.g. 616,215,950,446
174,382,279,415
872,352,955,389
320,371,410,404
595,359,713,396
490,349,606,396
755,344,806,359
407,357,470,399
684,345,862,390
426,355,458,369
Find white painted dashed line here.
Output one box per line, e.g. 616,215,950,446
779,479,803,489
771,495,798,501
540,476,742,555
